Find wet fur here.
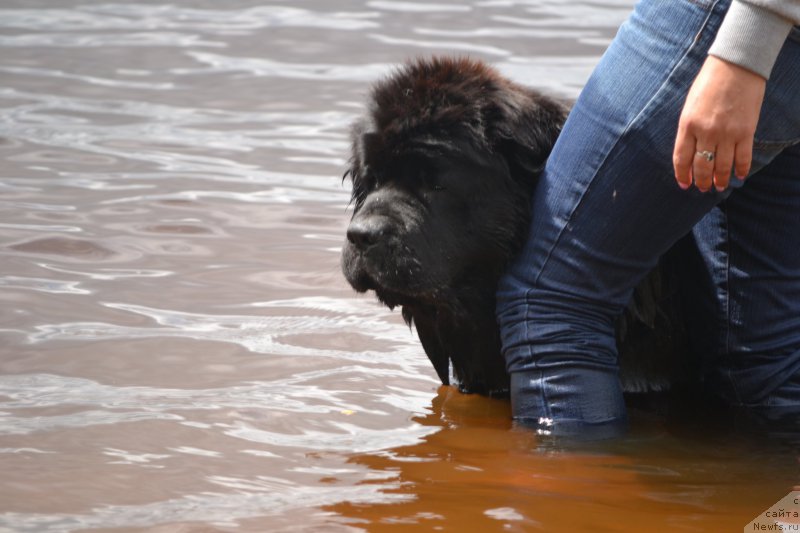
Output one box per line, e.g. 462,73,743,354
341,57,686,396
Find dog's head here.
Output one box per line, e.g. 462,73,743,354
341,57,565,312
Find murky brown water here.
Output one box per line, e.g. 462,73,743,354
0,1,797,531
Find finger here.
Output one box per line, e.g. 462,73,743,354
693,146,716,192
672,128,695,190
734,137,754,180
712,143,735,191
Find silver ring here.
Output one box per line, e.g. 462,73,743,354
696,150,715,162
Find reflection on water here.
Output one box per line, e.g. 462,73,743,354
0,0,796,531
329,389,800,531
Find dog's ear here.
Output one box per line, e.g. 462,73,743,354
344,120,370,183
494,94,567,184
345,120,382,207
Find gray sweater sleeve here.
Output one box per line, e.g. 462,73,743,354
708,0,800,79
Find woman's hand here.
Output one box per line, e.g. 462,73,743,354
673,55,767,192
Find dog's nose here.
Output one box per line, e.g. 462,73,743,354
346,217,391,251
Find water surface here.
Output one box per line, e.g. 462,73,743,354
0,1,797,531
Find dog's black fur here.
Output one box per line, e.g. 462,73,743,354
341,57,687,397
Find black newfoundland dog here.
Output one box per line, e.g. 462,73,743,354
341,57,686,397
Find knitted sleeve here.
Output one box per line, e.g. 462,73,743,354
708,0,800,79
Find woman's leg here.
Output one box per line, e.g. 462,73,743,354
496,0,800,437
688,142,800,408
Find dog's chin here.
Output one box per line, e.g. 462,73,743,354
343,261,440,310
349,271,439,310
342,264,377,294
374,286,438,310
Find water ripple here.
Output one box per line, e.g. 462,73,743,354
367,1,472,12
0,275,89,295
37,263,173,280
0,371,430,430
0,483,408,533
21,298,432,374
0,32,222,49
368,33,512,56
183,52,393,82
225,420,437,453
0,409,184,436
0,5,381,32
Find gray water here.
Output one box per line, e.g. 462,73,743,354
0,1,797,532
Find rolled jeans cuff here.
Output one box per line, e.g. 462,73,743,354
510,370,628,440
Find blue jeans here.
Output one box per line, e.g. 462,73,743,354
496,0,800,438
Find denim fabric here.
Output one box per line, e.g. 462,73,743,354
496,0,800,437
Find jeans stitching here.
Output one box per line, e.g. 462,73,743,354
721,203,742,403
685,0,715,8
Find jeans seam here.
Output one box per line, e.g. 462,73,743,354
532,1,721,291
722,203,742,404
685,0,715,8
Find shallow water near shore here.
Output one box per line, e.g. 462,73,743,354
0,1,797,531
